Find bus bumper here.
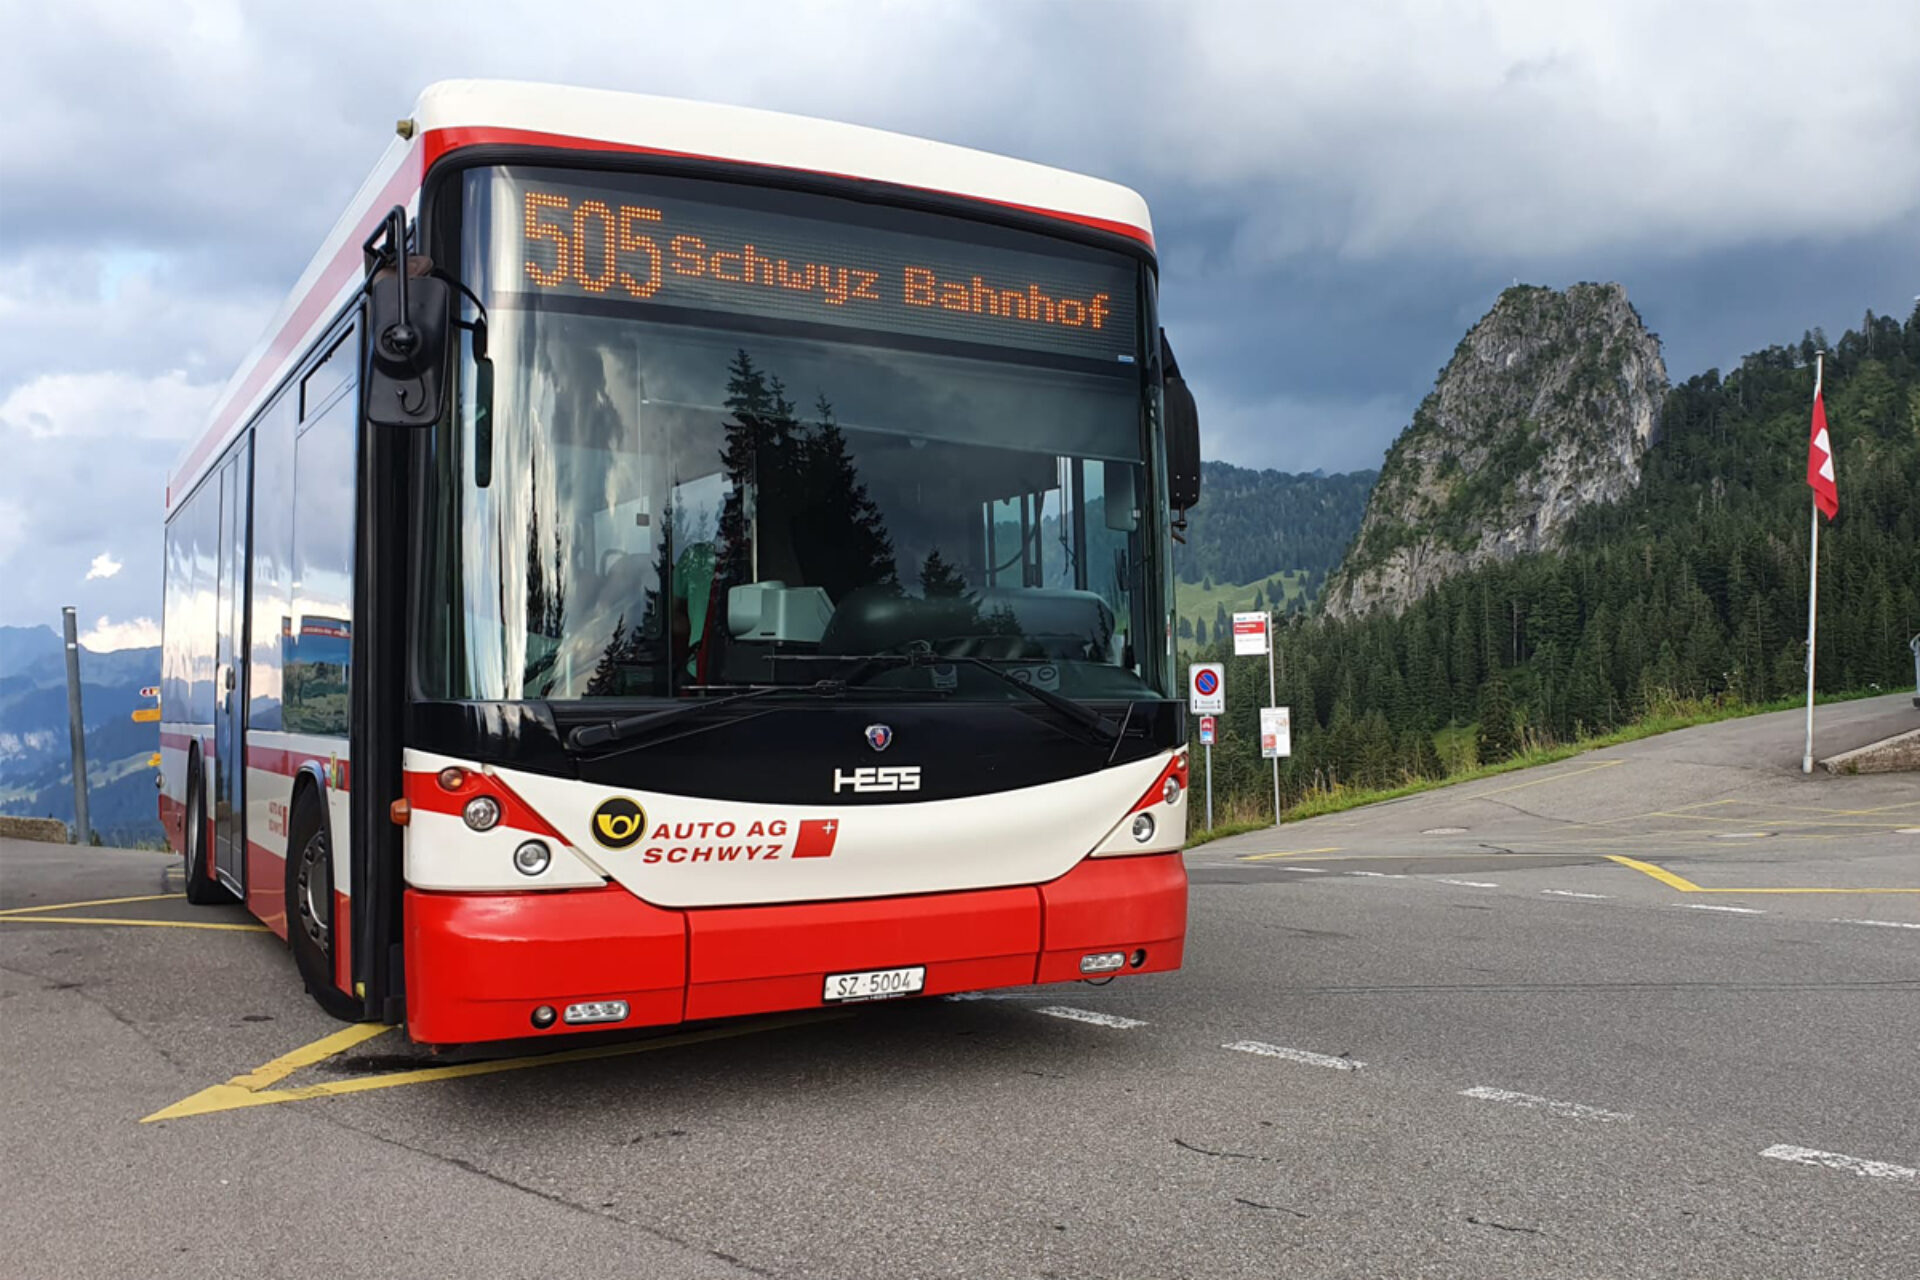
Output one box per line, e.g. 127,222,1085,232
402,851,1186,1045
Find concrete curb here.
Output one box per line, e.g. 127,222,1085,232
1821,728,1920,775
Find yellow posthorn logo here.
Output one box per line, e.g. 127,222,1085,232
591,797,647,849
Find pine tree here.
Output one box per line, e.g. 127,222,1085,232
1476,674,1518,763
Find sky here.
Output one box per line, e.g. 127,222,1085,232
2,0,1917,643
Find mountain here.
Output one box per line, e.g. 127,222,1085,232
1187,303,1920,814
1324,283,1668,619
0,625,161,845
1174,462,1376,589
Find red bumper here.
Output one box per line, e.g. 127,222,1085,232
402,852,1186,1045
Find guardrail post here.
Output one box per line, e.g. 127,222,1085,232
62,607,91,845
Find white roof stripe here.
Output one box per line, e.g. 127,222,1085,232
413,80,1152,239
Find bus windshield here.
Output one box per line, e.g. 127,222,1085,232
421,165,1167,704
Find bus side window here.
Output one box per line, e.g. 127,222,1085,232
286,368,358,737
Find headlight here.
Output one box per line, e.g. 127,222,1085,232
512,840,552,876
1162,776,1183,806
1131,812,1156,843
463,795,502,831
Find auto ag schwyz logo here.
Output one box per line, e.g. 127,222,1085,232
590,796,647,850
865,723,893,752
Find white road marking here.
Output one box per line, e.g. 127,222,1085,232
1422,827,1468,835
1036,1006,1147,1029
1760,1144,1918,1182
1832,918,1920,930
942,992,1028,1002
1682,904,1764,915
1436,879,1500,888
1460,1086,1630,1122
1541,889,1610,899
1347,871,1406,879
1224,1041,1364,1071
1279,866,1330,873
1711,832,1775,840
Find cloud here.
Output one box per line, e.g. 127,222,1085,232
79,615,160,652
1,0,1917,629
85,553,123,581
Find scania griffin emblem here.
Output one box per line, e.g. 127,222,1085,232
865,724,893,752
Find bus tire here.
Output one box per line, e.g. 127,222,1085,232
181,759,233,906
286,787,361,1022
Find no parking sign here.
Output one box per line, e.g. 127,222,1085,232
1188,663,1225,714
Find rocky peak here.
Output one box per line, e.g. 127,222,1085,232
1322,282,1667,620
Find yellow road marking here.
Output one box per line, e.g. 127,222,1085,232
1239,847,1344,862
0,915,272,933
1459,759,1624,800
1606,855,1920,895
1606,856,1703,892
228,1022,392,1091
0,893,185,917
143,1010,852,1122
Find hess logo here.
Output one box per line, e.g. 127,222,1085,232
833,766,921,794
590,797,648,849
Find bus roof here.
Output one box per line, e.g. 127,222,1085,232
166,80,1154,512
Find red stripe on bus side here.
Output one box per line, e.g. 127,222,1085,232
247,744,351,791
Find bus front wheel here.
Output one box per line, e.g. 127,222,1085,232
285,788,361,1022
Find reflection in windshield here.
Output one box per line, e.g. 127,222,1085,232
423,168,1166,705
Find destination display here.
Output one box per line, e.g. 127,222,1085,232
496,176,1139,362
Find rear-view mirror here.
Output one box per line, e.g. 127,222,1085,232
1161,330,1202,513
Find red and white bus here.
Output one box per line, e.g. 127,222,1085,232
158,81,1202,1045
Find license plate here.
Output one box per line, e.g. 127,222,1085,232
823,965,926,1003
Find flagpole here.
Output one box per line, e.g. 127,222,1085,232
1801,353,1822,775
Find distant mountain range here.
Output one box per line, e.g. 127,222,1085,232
0,625,162,845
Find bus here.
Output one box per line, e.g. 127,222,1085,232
158,80,1203,1046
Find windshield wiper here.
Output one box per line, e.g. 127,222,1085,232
844,650,1119,743
565,678,949,752
567,684,792,751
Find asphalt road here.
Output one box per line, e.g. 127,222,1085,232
2,694,1915,1279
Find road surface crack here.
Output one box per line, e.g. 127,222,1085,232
1173,1137,1279,1163
1234,1197,1309,1218
1467,1215,1543,1236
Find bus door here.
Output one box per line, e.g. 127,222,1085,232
212,439,253,894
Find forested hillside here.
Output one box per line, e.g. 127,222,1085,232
1173,462,1375,587
1194,306,1920,817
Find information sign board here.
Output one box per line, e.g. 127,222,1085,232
1260,706,1292,759
1232,612,1269,656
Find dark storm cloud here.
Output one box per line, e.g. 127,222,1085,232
3,0,1917,630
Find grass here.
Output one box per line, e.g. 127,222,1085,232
1183,686,1892,846
1173,573,1308,653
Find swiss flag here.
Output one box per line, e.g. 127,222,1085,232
792,818,839,859
1807,382,1838,520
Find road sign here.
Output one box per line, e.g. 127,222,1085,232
131,707,161,723
1188,663,1225,714
138,685,159,699
1232,612,1269,656
1197,715,1216,746
1260,706,1291,759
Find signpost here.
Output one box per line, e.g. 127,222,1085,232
1196,715,1217,829
1188,665,1225,830
1233,611,1281,822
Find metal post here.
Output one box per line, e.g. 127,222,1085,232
1801,353,1823,776
1205,742,1214,830
62,607,91,845
1267,610,1279,823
